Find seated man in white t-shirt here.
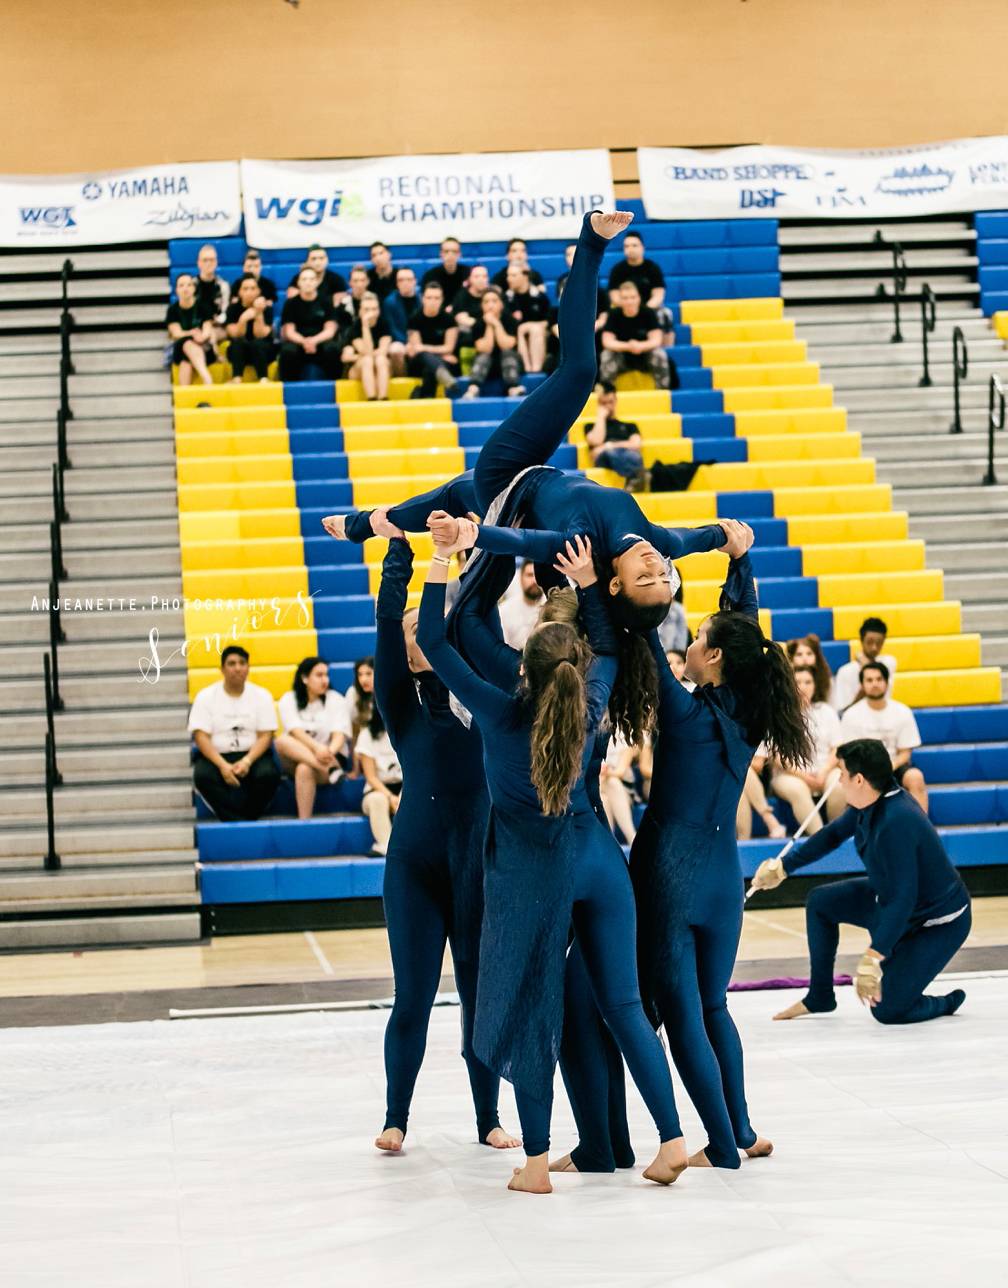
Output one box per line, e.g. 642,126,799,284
187,646,280,821
833,661,927,813
275,656,353,819
355,714,404,856
498,559,545,650
765,665,846,834
832,616,898,711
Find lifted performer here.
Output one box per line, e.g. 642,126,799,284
752,738,970,1024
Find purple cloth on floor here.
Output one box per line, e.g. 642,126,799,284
728,974,852,992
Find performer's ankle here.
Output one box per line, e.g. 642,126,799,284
802,992,838,1014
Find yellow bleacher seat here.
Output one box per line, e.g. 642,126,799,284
614,371,657,392
892,668,1002,707
339,400,454,427
817,569,943,607
177,480,297,511
711,362,820,388
182,566,309,600
687,608,773,636
174,406,286,434
680,299,784,323
733,408,847,436
176,455,293,486
352,474,455,507
746,433,860,463
175,429,291,458
851,634,982,671
688,460,875,492
366,557,462,595
185,597,316,636
832,602,961,638
635,492,720,523
687,320,795,344
581,390,671,418
344,446,465,480
173,383,284,409
184,627,317,668
181,536,305,572
188,664,308,702
700,340,808,366
337,377,420,402
801,540,925,576
786,512,908,544
992,312,1008,341
178,510,302,542
771,484,891,516
722,385,833,412
568,413,682,444
341,425,458,451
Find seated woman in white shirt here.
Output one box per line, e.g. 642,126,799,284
344,655,375,774
275,656,352,819
764,665,845,834
355,708,404,856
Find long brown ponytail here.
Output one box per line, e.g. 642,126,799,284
522,621,593,816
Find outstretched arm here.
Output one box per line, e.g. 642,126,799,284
647,521,728,561
554,537,617,733
453,587,522,691
373,537,414,729
646,629,700,728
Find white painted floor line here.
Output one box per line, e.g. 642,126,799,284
169,994,461,1021
304,930,335,976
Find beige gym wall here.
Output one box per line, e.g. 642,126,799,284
2,0,1007,175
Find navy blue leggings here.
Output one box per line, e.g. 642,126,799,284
382,850,500,1141
514,819,681,1158
472,212,607,514
804,877,971,1023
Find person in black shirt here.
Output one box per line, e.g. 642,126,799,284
583,381,644,486
607,233,674,341
166,273,216,385
278,267,341,381
490,238,544,290
230,249,277,305
194,244,230,340
450,264,489,349
341,291,392,400
420,237,472,306
505,264,550,374
225,274,277,382
405,282,460,398
462,287,524,399
334,265,370,336
286,245,348,308
600,281,673,390
558,241,609,322
367,241,399,302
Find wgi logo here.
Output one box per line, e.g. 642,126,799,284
20,205,77,229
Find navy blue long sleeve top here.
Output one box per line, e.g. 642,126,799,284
783,786,970,958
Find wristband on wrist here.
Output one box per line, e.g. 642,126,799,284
430,553,452,566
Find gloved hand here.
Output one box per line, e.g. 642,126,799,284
854,952,883,1004
751,857,787,891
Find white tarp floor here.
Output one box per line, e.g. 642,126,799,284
0,975,1005,1288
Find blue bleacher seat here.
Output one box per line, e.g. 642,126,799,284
716,490,775,518
768,607,835,641
680,412,736,439
914,704,1008,744
749,577,819,610
197,815,372,861
974,211,1008,238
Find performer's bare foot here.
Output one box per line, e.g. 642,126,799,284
375,1127,404,1152
688,1148,713,1168
590,211,635,240
484,1127,521,1150
321,514,347,540
642,1136,688,1185
745,1137,774,1158
548,1152,578,1173
773,1000,811,1021
508,1154,552,1194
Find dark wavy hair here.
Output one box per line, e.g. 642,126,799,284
785,634,832,705
292,655,329,710
590,552,665,742
705,613,813,768
520,621,593,816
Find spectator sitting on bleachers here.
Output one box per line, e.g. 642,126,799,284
450,264,489,344
193,244,230,342
490,237,544,290
275,656,352,819
383,267,419,376
406,282,460,398
600,280,673,390
657,579,690,654
421,236,472,305
341,291,392,400
832,616,897,711
504,264,550,374
225,273,276,383
498,558,544,648
345,655,375,773
583,380,645,489
355,706,404,856
786,634,835,706
736,751,788,841
287,244,347,307
833,662,927,812
607,231,674,343
544,256,607,375
278,267,341,382
335,265,371,331
765,665,844,834
166,273,216,386
367,241,399,301
666,647,690,686
557,241,610,324
188,645,280,822
462,287,524,399
230,248,277,304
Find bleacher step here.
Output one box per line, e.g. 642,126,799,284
0,303,167,333
910,513,1008,542
780,250,977,274
0,575,182,612
925,540,1008,573
784,280,979,304
0,609,185,647
0,463,177,498
0,636,186,676
1,782,194,819
874,460,1000,488
862,432,1007,461
0,911,201,951
8,709,189,749
0,673,189,711
0,347,166,379
981,635,1008,667
893,484,1008,515
779,222,974,248
0,442,177,472
0,743,192,784
0,821,195,861
944,571,1008,603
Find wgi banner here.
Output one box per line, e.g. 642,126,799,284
638,138,1008,221
0,161,242,247
241,150,614,248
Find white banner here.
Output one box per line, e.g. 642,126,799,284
0,162,242,247
638,138,1008,220
240,150,614,248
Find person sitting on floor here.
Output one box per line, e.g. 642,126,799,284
188,646,280,821
275,656,353,819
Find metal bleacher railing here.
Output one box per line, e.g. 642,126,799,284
919,282,936,387
41,257,75,871
984,373,1005,486
874,229,908,343
950,324,968,434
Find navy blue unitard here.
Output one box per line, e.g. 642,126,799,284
417,575,681,1159
628,555,762,1169
374,539,500,1142
785,786,971,1023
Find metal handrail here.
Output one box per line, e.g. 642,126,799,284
983,373,1005,486
950,327,968,433
44,731,61,870
874,231,908,342
52,462,67,526
48,579,64,711
43,652,63,782
56,408,70,474
919,285,936,387
50,518,66,586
